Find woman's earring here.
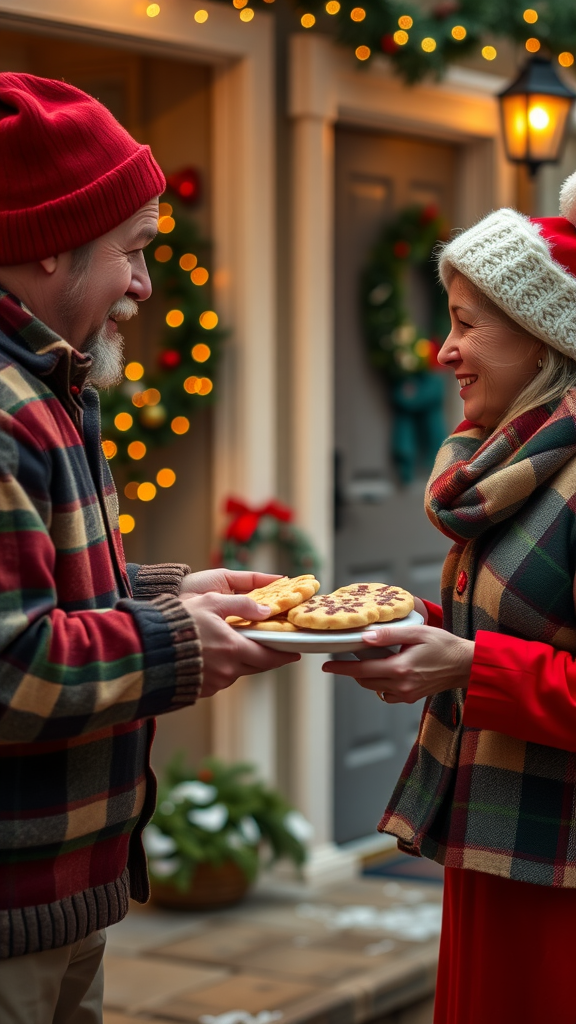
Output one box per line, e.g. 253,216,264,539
537,358,543,369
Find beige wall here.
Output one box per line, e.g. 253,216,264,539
0,29,214,769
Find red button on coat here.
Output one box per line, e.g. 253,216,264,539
456,570,468,595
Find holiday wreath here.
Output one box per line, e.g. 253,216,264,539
218,497,321,578
99,196,225,479
361,203,450,483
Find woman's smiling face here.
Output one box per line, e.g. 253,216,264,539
437,271,544,430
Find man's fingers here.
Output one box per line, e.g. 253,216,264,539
189,593,272,621
325,657,401,680
223,571,285,594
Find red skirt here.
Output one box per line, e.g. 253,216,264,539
434,866,576,1023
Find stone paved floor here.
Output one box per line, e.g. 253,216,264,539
103,875,440,1024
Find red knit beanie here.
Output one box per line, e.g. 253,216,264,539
0,72,166,266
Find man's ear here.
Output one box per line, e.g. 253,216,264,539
39,256,57,274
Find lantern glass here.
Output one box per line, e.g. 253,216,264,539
500,92,573,164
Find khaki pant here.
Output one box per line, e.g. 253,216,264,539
0,929,105,1024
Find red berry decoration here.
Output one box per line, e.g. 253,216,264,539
420,204,439,225
159,349,181,370
381,33,399,54
166,166,201,206
393,240,411,259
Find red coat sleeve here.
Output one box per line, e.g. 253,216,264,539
422,599,443,629
464,630,576,752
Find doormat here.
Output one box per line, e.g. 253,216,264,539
363,853,444,884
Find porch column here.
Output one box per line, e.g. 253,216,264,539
288,35,355,881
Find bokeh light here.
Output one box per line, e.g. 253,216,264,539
179,253,198,271
350,7,365,20
394,30,409,44
451,25,466,40
355,45,371,59
157,468,177,488
184,376,200,393
523,8,538,23
421,37,437,52
198,377,213,395
142,388,161,406
171,416,190,435
559,52,575,67
240,8,254,20
192,343,211,362
482,45,497,60
525,37,540,52
194,9,208,21
146,4,160,16
128,441,147,460
119,514,135,534
326,1,340,13
137,482,157,502
159,202,173,217
154,245,173,262
158,216,175,233
199,310,219,329
114,412,133,431
398,15,412,29
125,362,144,381
166,309,185,328
301,13,315,26
191,267,209,285
101,440,117,459
124,482,139,500
132,392,146,408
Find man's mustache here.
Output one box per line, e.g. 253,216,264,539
108,296,138,323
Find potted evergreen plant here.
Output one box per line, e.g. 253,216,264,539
143,755,313,909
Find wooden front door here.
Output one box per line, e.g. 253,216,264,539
333,127,459,844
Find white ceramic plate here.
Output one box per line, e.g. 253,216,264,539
238,609,424,654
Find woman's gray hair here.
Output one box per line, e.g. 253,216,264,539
443,264,576,430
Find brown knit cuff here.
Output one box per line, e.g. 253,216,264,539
150,593,203,707
132,562,192,600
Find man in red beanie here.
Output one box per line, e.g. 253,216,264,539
0,73,298,1022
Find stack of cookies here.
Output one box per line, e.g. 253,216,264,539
227,576,414,632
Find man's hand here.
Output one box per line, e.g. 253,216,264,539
324,624,474,703
180,569,284,597
180,590,300,698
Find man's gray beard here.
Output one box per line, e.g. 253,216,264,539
83,296,138,389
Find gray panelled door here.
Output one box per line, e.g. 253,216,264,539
333,127,459,844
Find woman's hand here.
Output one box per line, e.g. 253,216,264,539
180,569,283,597
325,624,474,703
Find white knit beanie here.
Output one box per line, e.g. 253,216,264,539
438,170,576,359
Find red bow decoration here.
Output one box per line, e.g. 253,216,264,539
224,497,293,544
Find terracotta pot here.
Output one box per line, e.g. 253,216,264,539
150,859,251,910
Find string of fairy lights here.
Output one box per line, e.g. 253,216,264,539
100,199,223,536
143,1,576,77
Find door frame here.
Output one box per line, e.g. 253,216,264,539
287,34,515,880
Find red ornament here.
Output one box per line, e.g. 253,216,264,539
224,496,293,544
166,166,201,206
381,33,399,54
456,570,468,595
393,240,411,259
159,349,181,370
420,203,439,225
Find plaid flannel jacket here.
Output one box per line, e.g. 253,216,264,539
0,292,202,958
380,395,576,888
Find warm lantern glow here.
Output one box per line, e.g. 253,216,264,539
171,416,190,435
199,310,219,329
240,8,254,20
301,13,315,26
394,30,409,45
154,245,173,262
125,361,144,381
166,309,185,328
101,440,117,459
526,37,541,53
157,468,176,488
421,37,437,52
451,25,466,40
124,482,139,500
559,52,575,68
192,343,211,362
179,253,198,271
355,45,371,60
158,216,175,233
398,15,412,29
146,4,160,16
194,9,208,21
498,57,576,175
114,412,133,431
137,482,157,502
119,514,135,534
190,267,209,285
350,7,365,20
482,45,497,60
127,441,147,460
523,8,538,22
326,1,340,13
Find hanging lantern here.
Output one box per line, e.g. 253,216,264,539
498,56,576,177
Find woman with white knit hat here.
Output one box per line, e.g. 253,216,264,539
329,173,576,1023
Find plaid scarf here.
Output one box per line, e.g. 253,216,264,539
380,390,576,887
